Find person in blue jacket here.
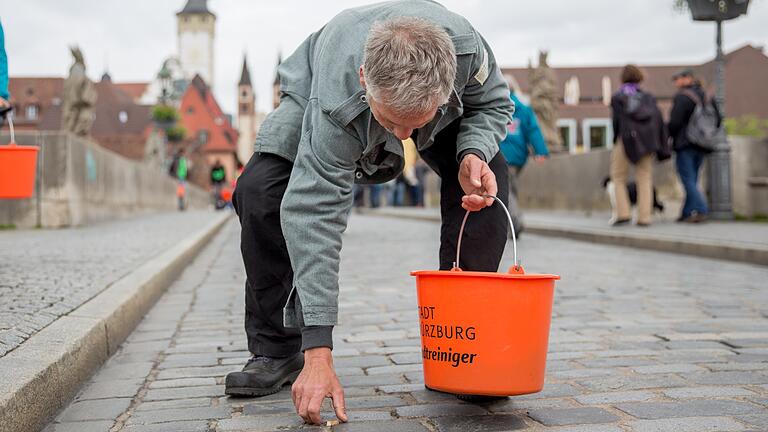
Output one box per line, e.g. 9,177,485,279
0,18,9,110
499,90,548,236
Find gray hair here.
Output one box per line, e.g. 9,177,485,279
363,17,456,117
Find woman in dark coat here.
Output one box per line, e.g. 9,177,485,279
609,64,666,227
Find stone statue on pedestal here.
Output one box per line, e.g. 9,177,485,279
529,51,563,152
62,46,97,137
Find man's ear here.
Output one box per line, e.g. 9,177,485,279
359,65,366,90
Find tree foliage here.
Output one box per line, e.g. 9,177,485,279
166,125,187,142
151,105,179,123
725,115,768,138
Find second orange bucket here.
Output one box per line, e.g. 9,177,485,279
411,196,559,396
0,114,39,199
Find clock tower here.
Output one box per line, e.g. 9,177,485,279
177,0,215,89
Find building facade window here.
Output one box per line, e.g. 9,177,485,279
564,77,580,106
581,118,614,152
602,76,612,106
198,129,209,145
25,104,39,120
557,119,578,154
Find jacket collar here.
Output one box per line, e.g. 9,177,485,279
329,89,369,127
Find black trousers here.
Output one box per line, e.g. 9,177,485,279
233,120,509,357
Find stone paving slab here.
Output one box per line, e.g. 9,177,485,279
1,211,230,432
0,210,219,357
45,215,768,431
367,207,768,266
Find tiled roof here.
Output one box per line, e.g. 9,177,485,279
114,82,149,103
180,75,238,154
7,77,64,128
9,76,153,159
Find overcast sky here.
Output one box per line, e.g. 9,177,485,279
2,1,767,114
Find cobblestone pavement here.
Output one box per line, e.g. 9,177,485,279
0,210,219,357
45,215,768,431
379,207,768,249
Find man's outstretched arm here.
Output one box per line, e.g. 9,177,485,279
280,100,362,424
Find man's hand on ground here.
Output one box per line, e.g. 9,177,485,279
291,347,347,425
459,153,497,211
533,155,547,163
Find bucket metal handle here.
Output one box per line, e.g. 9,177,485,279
7,113,16,145
453,194,520,272
2,109,16,146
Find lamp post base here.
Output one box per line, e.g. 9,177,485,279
706,133,734,220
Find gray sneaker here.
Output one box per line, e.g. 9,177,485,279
225,353,304,397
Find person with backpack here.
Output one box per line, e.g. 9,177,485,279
499,89,548,236
210,159,226,186
668,69,722,223
210,159,226,209
170,148,188,211
610,65,668,227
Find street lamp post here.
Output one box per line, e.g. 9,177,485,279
157,63,173,170
684,0,750,220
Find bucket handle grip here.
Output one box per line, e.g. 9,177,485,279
2,111,16,146
453,194,520,272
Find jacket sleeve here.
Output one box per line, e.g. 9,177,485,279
611,94,621,144
525,108,548,156
0,20,9,100
455,33,514,162
668,93,694,138
657,104,669,152
280,99,363,327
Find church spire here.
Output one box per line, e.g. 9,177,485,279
239,55,252,87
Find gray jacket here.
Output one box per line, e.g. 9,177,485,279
254,0,513,328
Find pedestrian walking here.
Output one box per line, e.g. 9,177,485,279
498,90,548,236
609,65,667,227
169,148,188,211
668,69,722,223
210,159,226,209
228,2,513,425
0,18,10,111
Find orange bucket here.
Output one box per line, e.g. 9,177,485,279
220,187,233,203
176,182,186,198
411,196,559,396
0,115,39,199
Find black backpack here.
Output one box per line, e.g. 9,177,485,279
168,155,179,177
683,90,721,151
619,92,661,163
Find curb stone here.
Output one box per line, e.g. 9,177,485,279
0,212,232,432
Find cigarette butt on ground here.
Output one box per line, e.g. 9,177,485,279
326,420,340,426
